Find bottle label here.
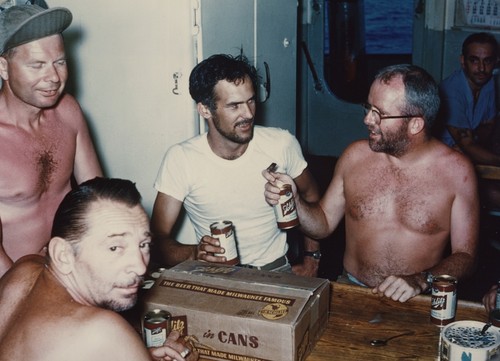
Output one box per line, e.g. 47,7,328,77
273,184,299,229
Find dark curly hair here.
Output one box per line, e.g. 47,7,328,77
189,53,259,112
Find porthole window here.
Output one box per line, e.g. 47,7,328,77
323,0,414,103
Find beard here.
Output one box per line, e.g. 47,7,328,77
91,273,143,312
100,293,138,312
213,115,254,144
104,275,145,312
368,122,410,157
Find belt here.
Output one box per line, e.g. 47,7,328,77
240,255,287,271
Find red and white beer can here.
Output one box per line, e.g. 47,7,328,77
430,275,457,326
143,309,172,347
210,220,239,265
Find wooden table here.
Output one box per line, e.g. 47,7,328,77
127,278,489,361
305,282,489,361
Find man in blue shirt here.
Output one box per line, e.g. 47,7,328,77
438,32,500,208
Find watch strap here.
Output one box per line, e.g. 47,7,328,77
304,250,321,260
422,271,433,293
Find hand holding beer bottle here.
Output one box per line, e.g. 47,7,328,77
482,282,500,314
262,163,300,229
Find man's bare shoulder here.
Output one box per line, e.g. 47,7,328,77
343,139,370,153
0,256,45,340
51,309,149,361
338,139,369,159
0,255,45,292
336,139,373,168
46,93,85,124
2,307,151,361
77,309,149,361
70,308,140,340
53,92,80,109
430,139,476,176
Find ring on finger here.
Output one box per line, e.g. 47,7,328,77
180,348,190,358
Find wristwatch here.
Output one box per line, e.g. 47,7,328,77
422,271,434,292
304,250,322,260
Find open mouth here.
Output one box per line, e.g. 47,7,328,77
118,284,141,295
236,120,253,130
118,278,144,292
40,89,59,97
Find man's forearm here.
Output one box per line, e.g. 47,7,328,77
425,252,476,280
296,197,332,239
157,237,197,267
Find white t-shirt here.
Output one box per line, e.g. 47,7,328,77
154,126,307,266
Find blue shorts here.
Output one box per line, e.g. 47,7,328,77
337,269,367,287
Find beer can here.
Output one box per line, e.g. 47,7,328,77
210,220,239,265
430,275,457,326
143,309,171,347
273,183,300,229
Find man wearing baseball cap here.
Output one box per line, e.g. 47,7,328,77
0,3,102,277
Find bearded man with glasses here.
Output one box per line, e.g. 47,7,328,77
264,64,479,303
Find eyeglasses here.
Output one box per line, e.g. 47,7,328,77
362,103,422,123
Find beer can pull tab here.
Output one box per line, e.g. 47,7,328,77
267,162,278,173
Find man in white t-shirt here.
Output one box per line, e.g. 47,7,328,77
151,54,321,275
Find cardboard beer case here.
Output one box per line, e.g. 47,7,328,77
142,260,330,361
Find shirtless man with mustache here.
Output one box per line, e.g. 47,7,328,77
0,177,197,361
264,64,479,302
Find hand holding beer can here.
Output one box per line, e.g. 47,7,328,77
143,309,172,347
210,220,239,265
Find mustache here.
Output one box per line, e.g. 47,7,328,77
235,119,253,127
367,126,380,134
117,276,145,288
